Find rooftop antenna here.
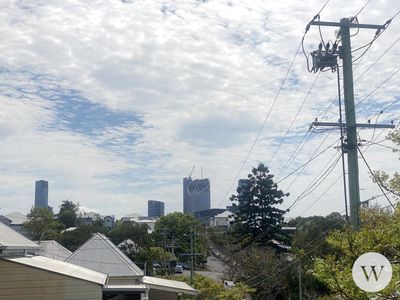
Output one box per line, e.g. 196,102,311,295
189,165,195,179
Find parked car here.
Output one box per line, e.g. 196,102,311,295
153,263,161,268
175,265,184,274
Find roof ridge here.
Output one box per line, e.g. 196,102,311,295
65,232,143,276
96,233,143,275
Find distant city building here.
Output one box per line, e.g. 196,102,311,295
34,180,49,208
237,179,250,206
147,200,165,219
183,177,210,215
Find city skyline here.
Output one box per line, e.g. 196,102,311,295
0,1,398,218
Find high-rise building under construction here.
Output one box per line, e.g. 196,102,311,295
183,177,210,214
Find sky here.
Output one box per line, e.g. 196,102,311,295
0,0,399,219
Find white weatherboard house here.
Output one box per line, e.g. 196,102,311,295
0,222,107,300
65,233,198,300
210,210,235,228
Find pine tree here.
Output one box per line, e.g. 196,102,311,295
230,163,288,246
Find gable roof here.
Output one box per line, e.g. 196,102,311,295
0,222,39,250
214,210,234,218
5,211,27,225
35,240,72,261
4,255,107,285
65,233,143,277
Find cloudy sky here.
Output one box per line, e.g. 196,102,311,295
0,0,399,219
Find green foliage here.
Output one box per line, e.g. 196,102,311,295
152,212,206,260
58,223,107,251
227,246,288,299
23,207,64,240
163,274,254,300
290,212,345,258
58,200,79,228
313,207,400,299
230,163,288,246
372,129,400,197
108,221,152,250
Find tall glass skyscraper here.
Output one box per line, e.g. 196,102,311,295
183,177,210,214
35,180,48,208
148,200,165,219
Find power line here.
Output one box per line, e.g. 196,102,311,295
268,72,321,165
357,146,396,209
276,130,312,181
287,153,341,211
217,41,303,208
355,67,400,108
217,0,333,208
299,175,342,216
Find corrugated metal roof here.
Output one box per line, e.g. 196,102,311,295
0,222,39,250
65,233,143,277
142,276,198,296
5,211,27,225
34,240,72,261
4,255,107,285
103,284,148,292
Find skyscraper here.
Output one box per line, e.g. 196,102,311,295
183,177,210,214
148,200,165,219
34,180,48,208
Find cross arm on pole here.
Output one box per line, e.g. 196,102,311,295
312,122,395,129
309,21,386,30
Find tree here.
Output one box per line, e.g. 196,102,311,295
226,246,288,299
58,223,107,251
23,207,64,240
163,274,255,300
108,221,152,251
152,212,206,260
58,200,79,228
230,163,288,246
313,206,400,299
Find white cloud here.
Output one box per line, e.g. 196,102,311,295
0,0,399,219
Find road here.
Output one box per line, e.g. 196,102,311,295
176,253,227,281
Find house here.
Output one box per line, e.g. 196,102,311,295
135,219,156,233
77,212,115,229
209,210,235,228
121,213,143,223
0,222,107,300
103,215,115,229
5,211,27,232
34,240,72,261
65,233,198,299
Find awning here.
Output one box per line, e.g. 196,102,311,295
103,284,148,293
142,276,198,296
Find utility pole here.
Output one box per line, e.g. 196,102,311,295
307,17,394,229
298,262,302,300
340,17,360,229
190,228,194,284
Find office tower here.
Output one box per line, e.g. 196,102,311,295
148,200,165,219
183,177,210,214
34,180,48,208
237,179,250,206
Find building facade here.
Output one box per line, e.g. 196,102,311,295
34,180,49,208
183,177,210,214
148,200,165,219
